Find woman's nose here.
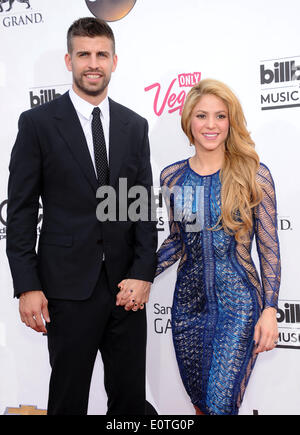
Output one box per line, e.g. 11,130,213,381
206,116,216,129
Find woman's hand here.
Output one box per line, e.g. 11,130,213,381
116,279,151,311
253,307,279,354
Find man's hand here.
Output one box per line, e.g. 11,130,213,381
19,291,50,333
116,279,151,311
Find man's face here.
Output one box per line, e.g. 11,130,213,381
65,36,117,102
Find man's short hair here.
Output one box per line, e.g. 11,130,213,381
67,17,115,54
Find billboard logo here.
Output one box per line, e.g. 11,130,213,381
29,84,70,108
277,300,300,349
85,0,137,22
277,302,300,324
260,56,300,111
261,61,300,85
30,89,62,108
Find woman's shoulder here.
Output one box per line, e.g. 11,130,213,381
256,162,276,190
160,159,188,186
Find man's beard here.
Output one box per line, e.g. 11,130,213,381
73,72,110,97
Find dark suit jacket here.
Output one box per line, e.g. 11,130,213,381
6,92,157,300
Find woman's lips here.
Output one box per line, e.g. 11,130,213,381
203,133,219,140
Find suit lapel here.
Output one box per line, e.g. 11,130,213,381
108,98,129,187
53,94,128,191
53,93,98,193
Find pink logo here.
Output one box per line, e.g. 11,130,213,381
144,72,201,116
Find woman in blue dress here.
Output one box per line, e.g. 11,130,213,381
117,79,281,415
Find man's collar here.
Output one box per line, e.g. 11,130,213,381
69,87,110,120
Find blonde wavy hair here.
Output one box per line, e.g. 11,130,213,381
181,78,263,242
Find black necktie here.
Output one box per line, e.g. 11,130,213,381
92,107,109,186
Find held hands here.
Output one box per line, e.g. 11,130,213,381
253,307,279,354
19,291,50,333
116,279,151,311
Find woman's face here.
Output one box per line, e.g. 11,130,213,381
190,94,229,153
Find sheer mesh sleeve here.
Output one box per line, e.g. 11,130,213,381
155,164,184,277
255,164,281,309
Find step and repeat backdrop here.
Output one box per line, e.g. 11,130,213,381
0,0,299,415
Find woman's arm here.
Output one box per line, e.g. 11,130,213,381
254,164,281,353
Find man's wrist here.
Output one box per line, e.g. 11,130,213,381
20,290,42,298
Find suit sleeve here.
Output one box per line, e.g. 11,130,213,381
6,112,42,297
126,119,158,282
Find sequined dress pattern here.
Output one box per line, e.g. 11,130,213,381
156,159,281,415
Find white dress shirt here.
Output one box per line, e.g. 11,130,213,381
69,88,110,174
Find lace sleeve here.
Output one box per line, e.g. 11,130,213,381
255,164,281,309
155,166,183,277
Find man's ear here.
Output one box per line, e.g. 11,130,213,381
64,53,72,72
112,54,118,73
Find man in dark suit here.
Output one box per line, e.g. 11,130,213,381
6,17,157,415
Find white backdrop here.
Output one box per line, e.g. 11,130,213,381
0,0,299,415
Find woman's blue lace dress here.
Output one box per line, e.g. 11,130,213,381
156,159,281,415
